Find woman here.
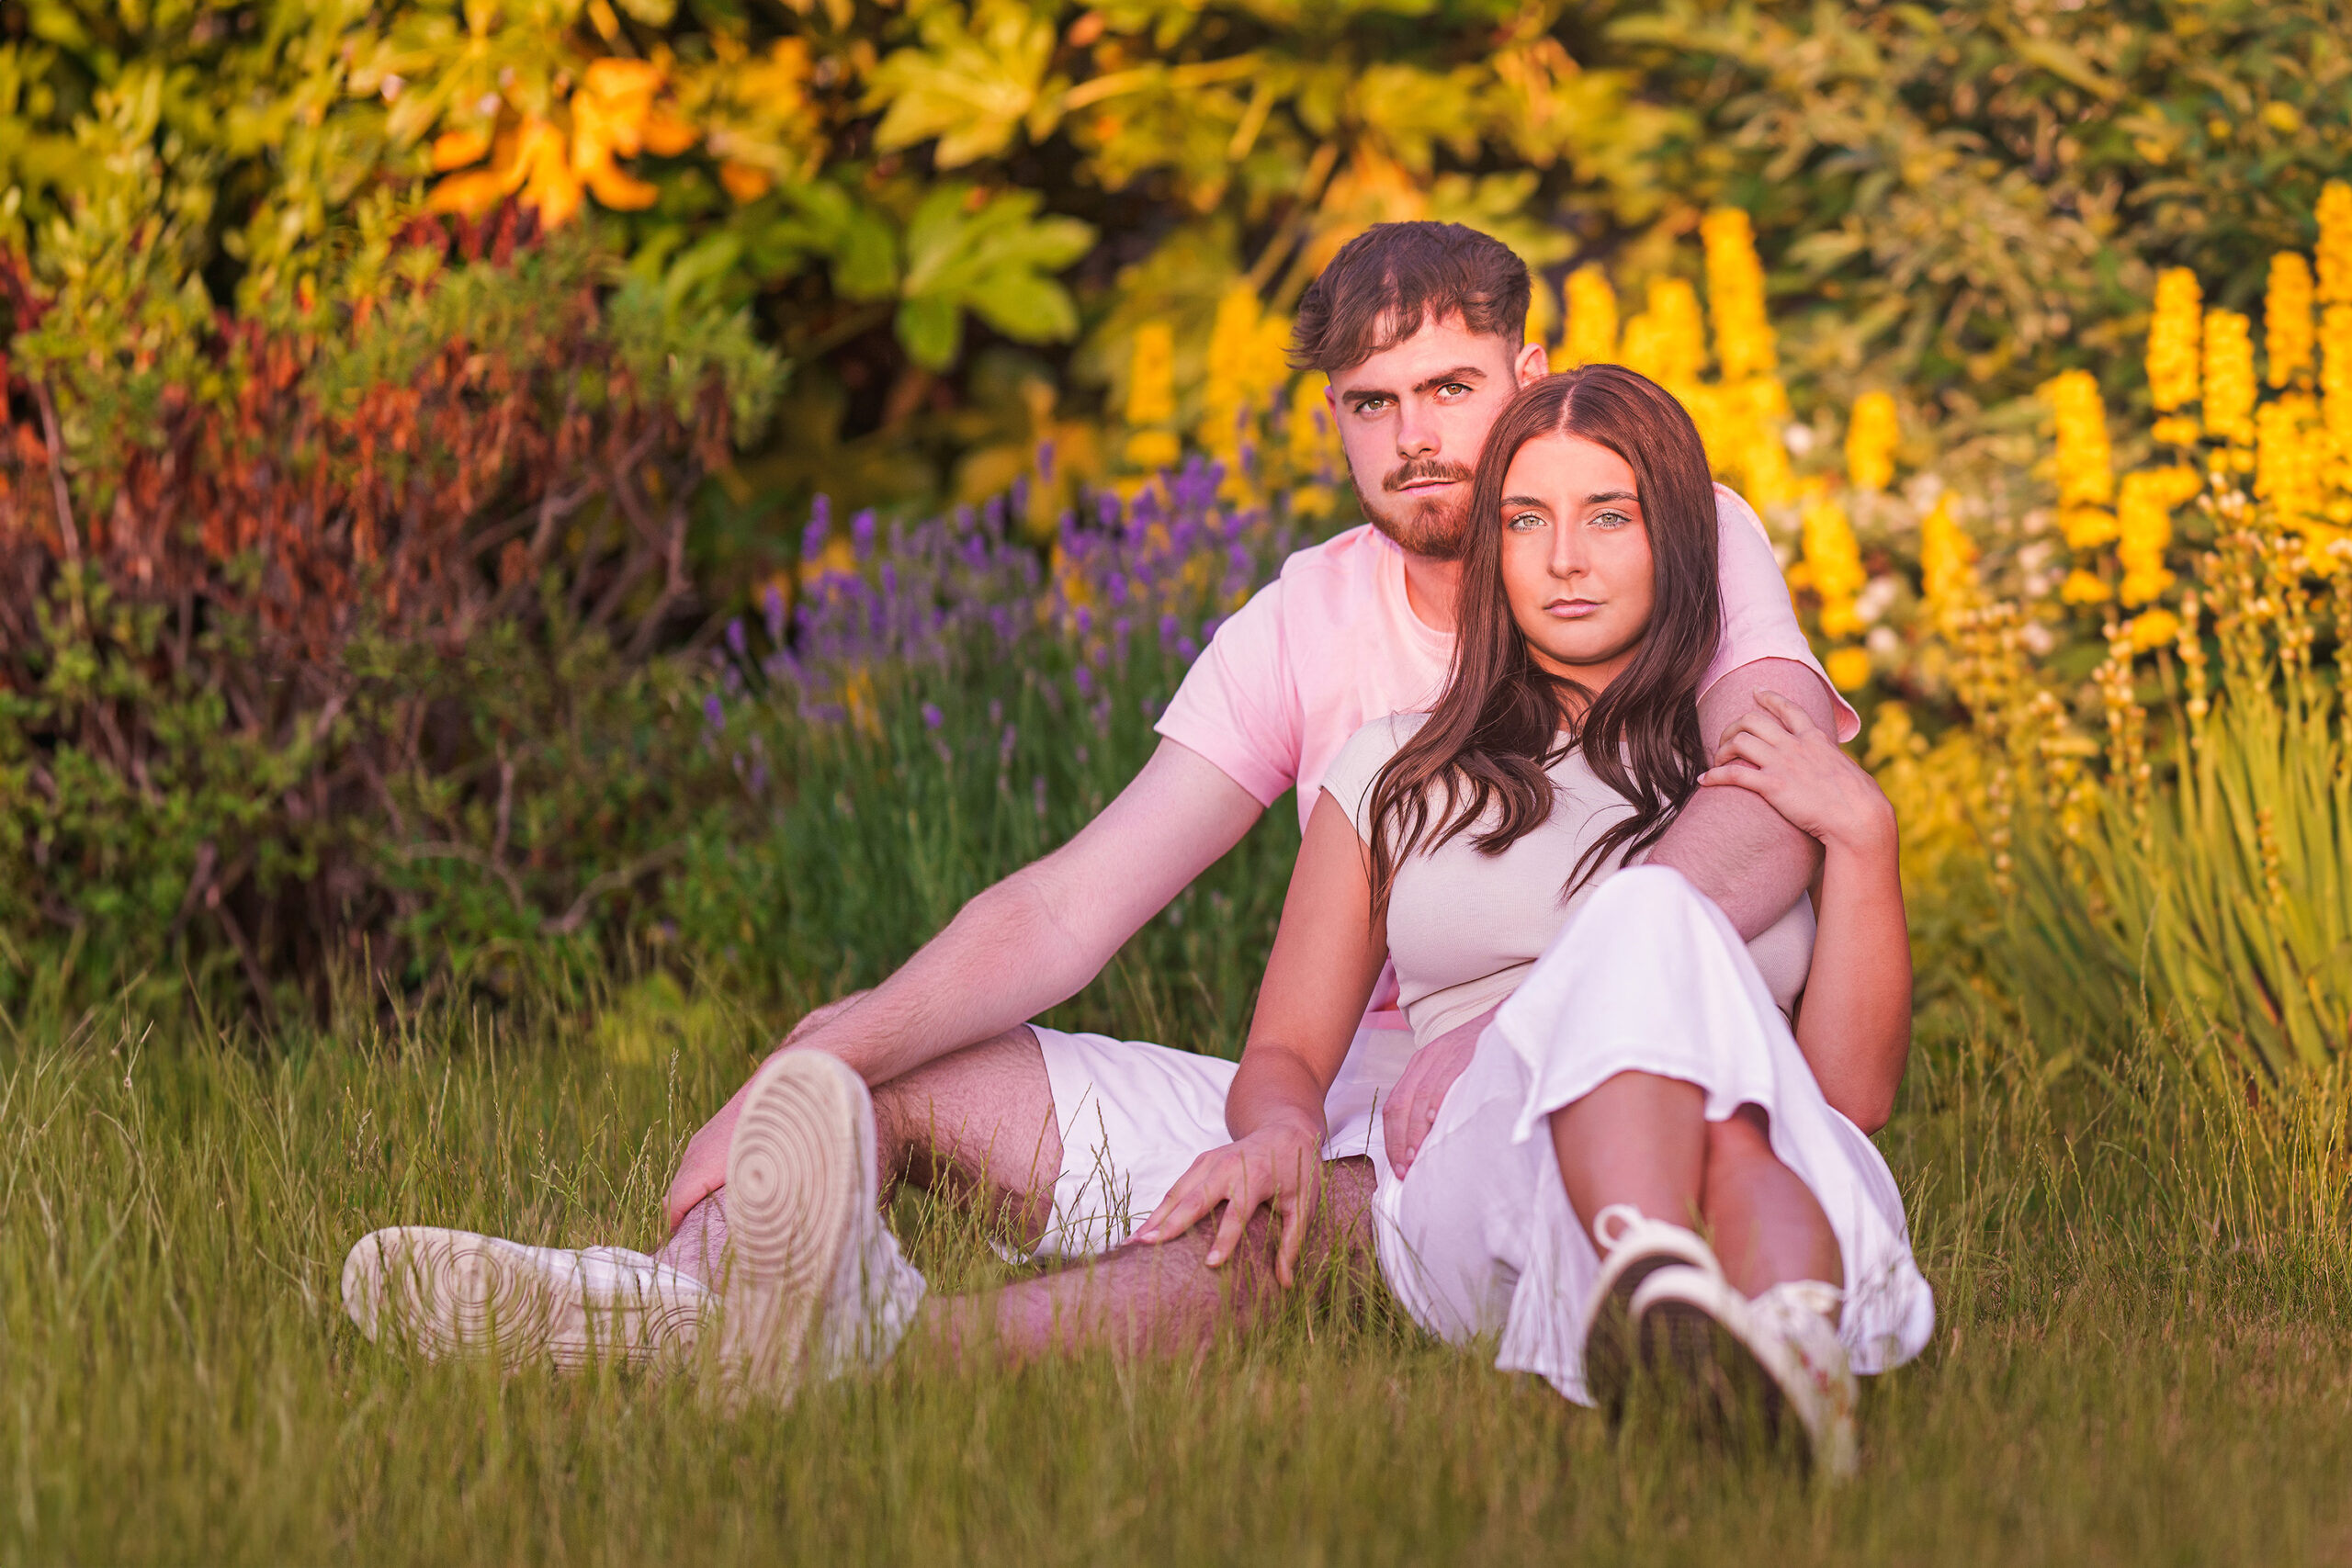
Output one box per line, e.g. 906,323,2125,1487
1131,366,1934,1474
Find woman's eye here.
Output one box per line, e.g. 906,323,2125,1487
1507,512,1546,532
1590,510,1631,529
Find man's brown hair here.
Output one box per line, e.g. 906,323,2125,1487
1290,222,1531,374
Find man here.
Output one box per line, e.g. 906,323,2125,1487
344,222,1853,1387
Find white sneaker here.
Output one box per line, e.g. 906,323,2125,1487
1629,1267,1860,1479
717,1050,927,1402
341,1229,710,1369
1578,1204,1724,1413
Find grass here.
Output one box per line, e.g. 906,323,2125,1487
7,980,2352,1567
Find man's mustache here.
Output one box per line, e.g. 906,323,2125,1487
1383,458,1474,493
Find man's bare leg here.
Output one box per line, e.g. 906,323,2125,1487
918,1155,1378,1364
657,1155,1377,1365
656,1021,1061,1285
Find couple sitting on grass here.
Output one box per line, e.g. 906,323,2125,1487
344,221,1934,1474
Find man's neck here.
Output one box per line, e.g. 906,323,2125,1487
1397,548,1463,634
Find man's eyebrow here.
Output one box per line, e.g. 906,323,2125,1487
1411,367,1487,393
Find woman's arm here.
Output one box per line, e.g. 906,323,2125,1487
1129,788,1388,1280
1700,691,1911,1132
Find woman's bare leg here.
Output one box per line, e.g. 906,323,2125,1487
1546,1075,1841,1299
1700,1108,1841,1299
1546,1070,1709,1241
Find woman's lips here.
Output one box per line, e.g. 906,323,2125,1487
1545,599,1601,617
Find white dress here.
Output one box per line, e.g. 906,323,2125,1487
1317,716,1935,1403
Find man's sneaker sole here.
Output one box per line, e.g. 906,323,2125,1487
718,1050,869,1401
341,1227,704,1370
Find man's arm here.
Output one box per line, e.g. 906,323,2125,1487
1645,658,1837,939
663,738,1264,1227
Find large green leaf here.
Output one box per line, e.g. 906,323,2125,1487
865,0,1063,170
895,183,1094,368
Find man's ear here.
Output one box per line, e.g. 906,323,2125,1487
1514,338,1551,388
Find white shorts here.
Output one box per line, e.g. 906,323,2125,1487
1374,865,1936,1404
1026,1021,1418,1258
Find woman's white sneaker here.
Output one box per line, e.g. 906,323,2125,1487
1578,1203,1724,1413
717,1050,927,1403
1628,1267,1860,1478
341,1228,709,1369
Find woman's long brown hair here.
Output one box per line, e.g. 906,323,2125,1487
1364,366,1724,917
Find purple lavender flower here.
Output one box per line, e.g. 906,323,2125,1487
1036,439,1057,484
922,702,944,730
1074,663,1094,698
703,693,725,732
1159,612,1182,649
1177,635,1199,661
763,584,786,646
1000,724,1018,766
1097,491,1123,528
852,509,877,560
1033,774,1047,818
726,618,747,660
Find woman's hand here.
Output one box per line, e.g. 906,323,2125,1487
1129,1121,1326,1285
1698,690,1894,856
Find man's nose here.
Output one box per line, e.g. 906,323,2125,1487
1394,397,1439,458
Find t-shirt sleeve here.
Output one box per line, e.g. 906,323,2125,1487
1153,577,1304,806
1703,483,1861,742
1316,717,1405,841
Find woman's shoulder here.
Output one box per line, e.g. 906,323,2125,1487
1319,712,1431,826
1335,710,1430,769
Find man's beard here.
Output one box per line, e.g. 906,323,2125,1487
1353,457,1476,561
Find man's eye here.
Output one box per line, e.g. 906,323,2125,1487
1353,398,1390,415
1438,382,1472,399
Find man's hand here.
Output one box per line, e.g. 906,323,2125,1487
1380,1005,1496,1178
662,990,869,1231
1130,1122,1325,1284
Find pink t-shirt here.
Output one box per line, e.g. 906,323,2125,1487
1155,483,1856,1024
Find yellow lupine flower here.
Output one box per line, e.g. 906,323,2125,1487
1125,321,1176,427
1824,647,1872,692
2125,607,2181,652
2116,467,2195,606
1800,496,1866,637
1197,285,1290,462
2322,304,2352,473
1918,491,1977,631
1621,278,1705,389
2147,266,2202,412
2060,568,2114,604
1846,391,1899,491
1286,375,1334,478
1701,207,1776,381
2201,310,2256,445
2266,251,2315,388
1561,265,1617,367
2256,392,2324,522
2317,180,2352,305
2042,370,2113,551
